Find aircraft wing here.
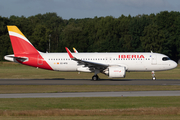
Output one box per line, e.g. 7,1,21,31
65,47,108,71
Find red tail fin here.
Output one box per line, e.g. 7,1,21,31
7,26,38,55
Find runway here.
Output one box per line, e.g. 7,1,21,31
0,91,180,98
0,79,180,98
0,79,180,85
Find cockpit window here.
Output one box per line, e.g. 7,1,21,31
162,57,170,61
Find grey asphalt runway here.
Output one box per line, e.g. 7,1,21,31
0,79,180,85
0,91,180,98
1,79,180,98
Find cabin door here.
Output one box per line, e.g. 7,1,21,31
151,55,157,65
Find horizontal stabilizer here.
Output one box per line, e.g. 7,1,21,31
4,54,28,62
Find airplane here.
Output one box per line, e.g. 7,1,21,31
4,26,177,80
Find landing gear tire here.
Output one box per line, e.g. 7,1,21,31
152,71,156,80
92,75,99,81
152,77,156,81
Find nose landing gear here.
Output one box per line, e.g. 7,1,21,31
152,71,156,80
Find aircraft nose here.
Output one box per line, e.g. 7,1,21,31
170,61,177,69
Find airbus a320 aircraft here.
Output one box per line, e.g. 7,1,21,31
4,26,177,80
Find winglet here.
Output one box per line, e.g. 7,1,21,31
73,47,78,53
65,47,74,58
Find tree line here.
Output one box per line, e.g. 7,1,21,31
0,11,180,62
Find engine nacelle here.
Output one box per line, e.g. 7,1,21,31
104,67,126,78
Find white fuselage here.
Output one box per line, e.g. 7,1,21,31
40,52,177,72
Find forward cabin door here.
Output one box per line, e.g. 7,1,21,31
151,55,157,65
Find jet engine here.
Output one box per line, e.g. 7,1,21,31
103,66,126,78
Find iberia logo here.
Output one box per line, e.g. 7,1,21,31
118,55,145,59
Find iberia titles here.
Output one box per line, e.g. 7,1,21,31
118,55,145,59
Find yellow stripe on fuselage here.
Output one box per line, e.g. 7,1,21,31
7,26,26,38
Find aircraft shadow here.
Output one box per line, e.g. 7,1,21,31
9,78,154,81
30,78,153,81
26,78,66,80
97,79,132,81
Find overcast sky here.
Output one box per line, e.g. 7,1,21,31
0,0,180,19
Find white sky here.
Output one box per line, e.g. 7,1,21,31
0,0,180,19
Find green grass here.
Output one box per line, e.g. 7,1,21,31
1,97,180,111
0,97,180,120
0,62,180,79
0,116,180,120
0,85,180,94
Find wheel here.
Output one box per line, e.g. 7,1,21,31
151,71,156,80
92,75,98,81
152,77,156,80
92,75,99,81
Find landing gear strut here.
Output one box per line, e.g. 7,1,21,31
92,75,99,81
92,69,100,81
152,71,156,80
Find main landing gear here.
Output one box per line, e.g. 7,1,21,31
92,75,99,81
92,69,100,81
152,71,156,80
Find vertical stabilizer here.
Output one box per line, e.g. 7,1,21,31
7,26,38,55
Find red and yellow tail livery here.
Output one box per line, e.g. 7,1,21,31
7,26,38,55
5,26,52,70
